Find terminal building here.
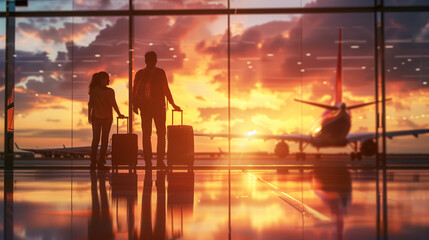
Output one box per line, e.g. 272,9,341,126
1,0,429,239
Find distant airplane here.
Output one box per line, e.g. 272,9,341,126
15,143,102,159
15,143,225,159
195,29,429,160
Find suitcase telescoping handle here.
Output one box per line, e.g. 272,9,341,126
117,116,129,134
172,109,183,126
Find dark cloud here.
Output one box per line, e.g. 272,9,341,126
15,128,92,142
17,18,102,45
75,0,128,10
134,0,225,10
196,0,428,99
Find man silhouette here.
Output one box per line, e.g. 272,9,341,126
133,51,180,168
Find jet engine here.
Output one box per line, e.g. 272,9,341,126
274,141,289,158
360,139,377,156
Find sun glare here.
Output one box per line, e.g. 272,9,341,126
247,130,257,137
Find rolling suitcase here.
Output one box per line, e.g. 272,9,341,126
112,116,138,171
167,110,194,168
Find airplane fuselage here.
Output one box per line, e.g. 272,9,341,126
310,102,351,147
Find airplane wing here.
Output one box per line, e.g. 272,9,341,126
346,129,429,142
194,133,312,142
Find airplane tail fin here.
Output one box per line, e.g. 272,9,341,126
218,147,223,154
294,99,337,110
335,28,343,104
347,98,391,110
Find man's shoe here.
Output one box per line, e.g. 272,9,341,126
156,161,166,169
90,164,96,171
145,161,152,169
97,164,110,171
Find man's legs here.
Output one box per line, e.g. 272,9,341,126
90,118,102,169
141,107,153,167
154,108,166,167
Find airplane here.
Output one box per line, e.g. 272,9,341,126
195,28,429,160
15,142,226,159
15,143,104,159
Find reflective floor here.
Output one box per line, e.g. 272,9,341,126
1,167,429,239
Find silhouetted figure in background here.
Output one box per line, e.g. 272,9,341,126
133,51,180,168
140,170,167,240
88,71,124,170
89,170,114,240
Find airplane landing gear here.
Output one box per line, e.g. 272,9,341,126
350,152,362,161
296,141,307,161
349,142,362,161
296,152,306,160
315,148,321,159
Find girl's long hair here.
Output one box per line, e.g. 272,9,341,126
89,72,100,95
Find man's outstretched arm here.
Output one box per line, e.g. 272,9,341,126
161,70,180,110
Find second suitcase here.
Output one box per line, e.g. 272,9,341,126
167,110,194,167
112,117,138,171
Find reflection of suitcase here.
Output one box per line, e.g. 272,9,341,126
112,117,138,171
111,172,138,200
167,171,195,206
110,172,137,235
167,171,194,238
167,110,194,167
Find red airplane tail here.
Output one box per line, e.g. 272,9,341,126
335,28,342,105
295,28,388,111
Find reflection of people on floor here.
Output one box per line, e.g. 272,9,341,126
89,170,114,240
312,166,352,240
140,170,166,240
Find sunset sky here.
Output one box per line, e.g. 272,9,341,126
0,0,428,154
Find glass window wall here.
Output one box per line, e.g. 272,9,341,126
133,0,226,10
231,0,374,9
385,0,429,7
0,18,5,153
385,12,429,154
14,17,73,154
14,0,128,11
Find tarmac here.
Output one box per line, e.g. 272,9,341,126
1,153,428,170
